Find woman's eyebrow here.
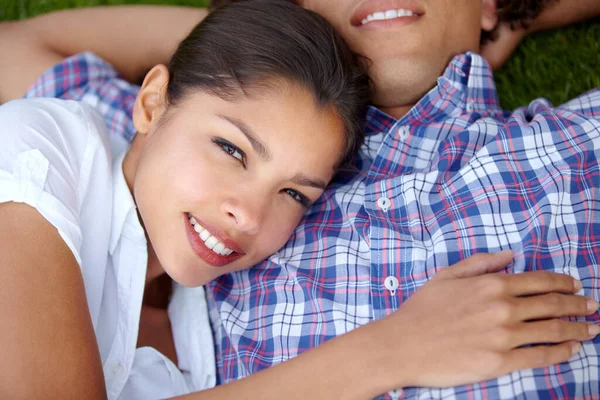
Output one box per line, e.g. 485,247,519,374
217,114,325,189
291,173,327,190
218,114,272,161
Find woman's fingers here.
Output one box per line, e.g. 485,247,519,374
503,270,581,296
436,253,581,298
501,341,581,374
510,320,599,348
390,251,598,388
514,293,598,321
434,250,514,280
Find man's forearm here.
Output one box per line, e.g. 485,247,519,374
528,0,600,32
480,0,599,70
0,5,207,102
32,6,208,82
0,4,207,100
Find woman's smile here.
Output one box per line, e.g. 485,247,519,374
184,213,245,267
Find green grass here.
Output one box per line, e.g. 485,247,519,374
0,0,598,110
495,19,600,109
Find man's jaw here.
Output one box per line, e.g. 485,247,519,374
377,103,415,120
372,74,437,120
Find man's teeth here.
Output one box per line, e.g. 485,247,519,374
188,215,234,256
361,9,415,25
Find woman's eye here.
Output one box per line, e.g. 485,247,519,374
222,143,243,161
214,138,246,164
284,189,310,208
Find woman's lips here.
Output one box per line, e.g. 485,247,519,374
184,214,244,268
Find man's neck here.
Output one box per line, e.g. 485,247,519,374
378,103,414,120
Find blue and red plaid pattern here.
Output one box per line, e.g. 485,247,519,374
25,52,138,142
27,52,600,399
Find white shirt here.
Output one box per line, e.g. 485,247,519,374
0,98,216,399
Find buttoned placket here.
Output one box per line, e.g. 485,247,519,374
104,208,148,400
365,122,407,321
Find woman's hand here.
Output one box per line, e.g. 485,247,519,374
371,251,598,390
173,251,598,400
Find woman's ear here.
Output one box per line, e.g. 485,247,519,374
132,65,170,135
481,0,499,32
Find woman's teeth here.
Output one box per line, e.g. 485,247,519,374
188,215,234,256
361,9,415,25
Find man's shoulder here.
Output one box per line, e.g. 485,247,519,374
24,52,139,143
558,87,600,120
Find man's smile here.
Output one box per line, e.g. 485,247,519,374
351,0,424,28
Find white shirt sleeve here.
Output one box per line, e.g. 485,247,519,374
0,98,109,266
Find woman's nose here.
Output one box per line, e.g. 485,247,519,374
221,197,267,235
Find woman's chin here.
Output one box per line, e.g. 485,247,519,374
163,262,215,288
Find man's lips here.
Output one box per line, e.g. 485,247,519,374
351,0,424,27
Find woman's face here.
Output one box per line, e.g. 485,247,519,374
127,80,345,286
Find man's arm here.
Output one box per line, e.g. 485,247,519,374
0,5,207,103
527,0,600,31
482,0,600,70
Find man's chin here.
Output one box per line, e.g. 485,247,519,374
368,60,440,117
372,82,436,119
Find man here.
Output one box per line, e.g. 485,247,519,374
205,1,600,398
0,1,599,398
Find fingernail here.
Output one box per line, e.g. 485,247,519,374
588,324,600,337
574,279,582,291
571,342,582,355
587,299,599,313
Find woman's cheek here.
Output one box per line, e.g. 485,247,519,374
263,212,304,252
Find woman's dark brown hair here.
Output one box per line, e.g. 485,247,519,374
167,0,370,169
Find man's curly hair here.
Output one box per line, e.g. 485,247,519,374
497,0,557,27
209,0,559,43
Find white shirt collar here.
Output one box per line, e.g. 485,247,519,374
109,151,144,254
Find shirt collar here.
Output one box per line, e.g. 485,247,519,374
109,151,145,254
363,52,502,134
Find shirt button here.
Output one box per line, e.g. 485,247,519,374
384,276,399,296
547,145,557,154
466,101,474,113
388,388,403,399
398,126,410,141
111,362,125,378
377,196,391,212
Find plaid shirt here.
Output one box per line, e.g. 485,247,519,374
26,52,600,400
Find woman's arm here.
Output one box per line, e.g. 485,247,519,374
0,205,594,398
0,5,207,103
0,202,106,399
173,252,597,399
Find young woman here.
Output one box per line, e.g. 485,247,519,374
0,1,596,400
0,2,370,398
